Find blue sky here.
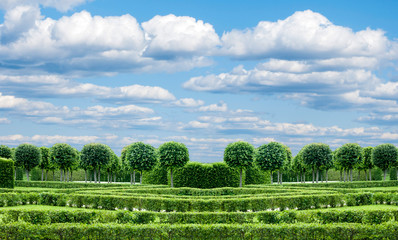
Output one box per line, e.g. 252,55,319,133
0,0,398,162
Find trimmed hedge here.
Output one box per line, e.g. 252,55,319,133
173,162,240,188
0,158,14,189
15,181,167,189
0,222,398,239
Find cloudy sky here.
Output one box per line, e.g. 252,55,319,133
0,0,398,162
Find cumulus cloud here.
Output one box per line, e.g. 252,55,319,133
142,14,220,59
0,75,175,103
173,98,205,107
0,9,218,74
198,102,228,112
220,10,397,60
0,118,10,124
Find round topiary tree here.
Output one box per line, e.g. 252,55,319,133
0,145,12,159
334,143,362,182
372,143,397,181
51,143,78,182
362,146,374,181
126,142,157,184
224,141,255,187
158,141,189,188
255,142,286,184
291,150,307,183
14,143,41,181
301,143,332,183
80,143,112,184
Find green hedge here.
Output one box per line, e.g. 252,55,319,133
280,180,398,189
245,165,269,185
1,207,398,225
0,222,397,239
0,158,14,189
173,162,240,188
15,181,167,189
142,163,168,185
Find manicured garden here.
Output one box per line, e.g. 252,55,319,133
0,180,396,239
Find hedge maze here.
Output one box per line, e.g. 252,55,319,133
0,181,398,239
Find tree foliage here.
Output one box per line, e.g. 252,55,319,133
126,142,157,173
14,143,41,181
80,143,112,170
39,147,51,171
0,145,12,159
302,143,332,169
158,141,189,188
334,143,362,170
224,141,255,187
255,142,286,173
51,143,77,171
372,144,397,181
362,147,374,169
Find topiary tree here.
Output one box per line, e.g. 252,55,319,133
334,143,362,182
39,147,51,181
301,143,332,183
80,143,112,184
109,152,121,183
224,141,255,187
372,143,397,181
51,143,78,182
0,145,12,159
361,146,374,181
158,141,189,188
255,142,286,184
14,143,41,181
126,142,157,184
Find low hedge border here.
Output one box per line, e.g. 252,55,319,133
0,222,397,239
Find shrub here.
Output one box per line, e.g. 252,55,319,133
173,162,240,188
0,158,14,188
245,165,270,185
142,163,168,185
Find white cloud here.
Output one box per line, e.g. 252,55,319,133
0,118,10,124
173,98,204,107
198,102,228,112
142,14,220,59
0,75,176,103
187,121,210,129
220,10,397,60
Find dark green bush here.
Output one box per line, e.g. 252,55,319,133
142,163,168,185
245,165,270,185
0,158,14,188
173,162,240,188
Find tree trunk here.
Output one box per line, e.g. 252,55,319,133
343,169,346,182
26,169,30,181
85,170,87,183
60,169,63,182
45,170,48,181
53,171,55,181
277,170,281,184
384,169,387,181
350,169,353,182
66,169,69,182
340,170,342,182
15,169,16,180
396,168,398,181
98,167,101,184
70,171,73,182
326,170,328,183
239,168,243,187
133,171,136,184
316,167,319,183
130,172,133,185
365,170,368,181
321,171,323,183
312,169,315,183
107,172,110,183
280,172,283,184
140,171,143,184
297,174,299,183
170,168,174,188
358,170,360,181
41,169,44,181
94,168,97,183
270,171,273,184
369,168,372,181
303,172,306,183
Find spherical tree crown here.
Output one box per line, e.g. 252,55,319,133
301,143,332,169
80,143,112,169
158,141,189,169
51,143,78,170
0,145,12,159
372,143,397,170
362,146,373,169
126,142,157,172
255,142,286,172
15,143,41,171
335,143,362,169
224,141,255,169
